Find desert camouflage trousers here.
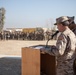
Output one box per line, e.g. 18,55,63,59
56,59,74,75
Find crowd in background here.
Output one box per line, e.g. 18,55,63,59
0,30,56,41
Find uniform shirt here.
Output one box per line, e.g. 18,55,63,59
72,27,76,75
72,27,76,35
72,27,76,52
44,28,76,75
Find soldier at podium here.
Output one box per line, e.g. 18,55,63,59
40,16,76,75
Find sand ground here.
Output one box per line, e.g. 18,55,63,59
0,40,56,75
0,40,56,56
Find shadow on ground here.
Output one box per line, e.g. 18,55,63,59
0,56,21,75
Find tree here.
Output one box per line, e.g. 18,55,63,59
0,7,5,32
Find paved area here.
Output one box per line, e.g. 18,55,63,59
0,40,56,75
0,55,21,75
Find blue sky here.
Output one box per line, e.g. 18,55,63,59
0,0,76,29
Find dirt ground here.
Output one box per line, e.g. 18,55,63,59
0,40,56,56
0,40,56,75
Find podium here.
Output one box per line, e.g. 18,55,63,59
22,45,56,75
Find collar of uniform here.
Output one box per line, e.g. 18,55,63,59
62,28,71,36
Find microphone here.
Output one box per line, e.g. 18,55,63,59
51,31,59,39
45,30,59,48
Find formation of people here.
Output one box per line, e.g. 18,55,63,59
0,29,56,41
0,31,45,40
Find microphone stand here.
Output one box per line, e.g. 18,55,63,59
45,35,50,48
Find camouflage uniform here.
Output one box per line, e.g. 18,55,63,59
72,27,76,75
43,28,76,75
72,27,76,35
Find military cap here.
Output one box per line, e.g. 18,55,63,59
67,16,75,24
54,16,69,25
